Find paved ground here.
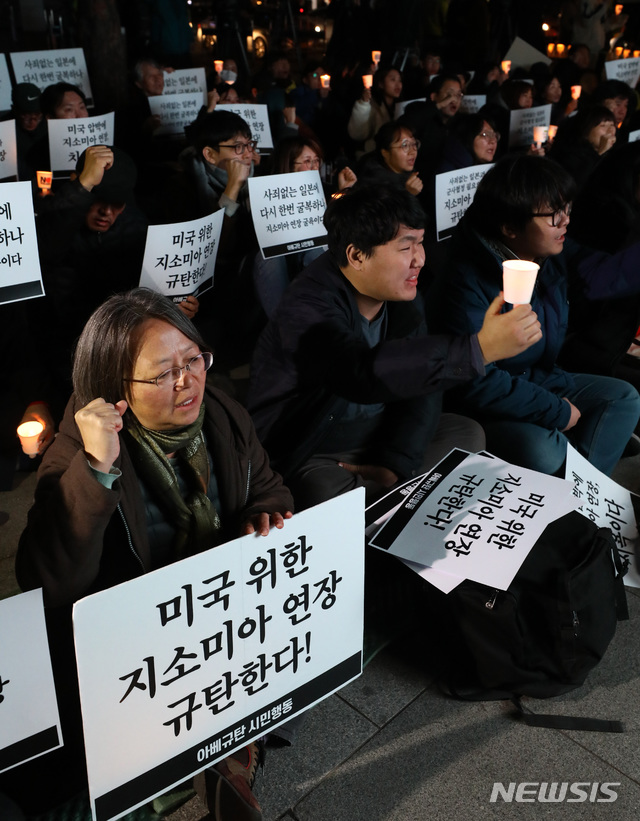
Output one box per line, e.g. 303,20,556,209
2,456,640,820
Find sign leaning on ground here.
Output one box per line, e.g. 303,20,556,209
10,48,94,106
73,490,365,821
249,169,328,258
0,180,44,305
0,589,62,773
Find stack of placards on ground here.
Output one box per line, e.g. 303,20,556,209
366,449,580,594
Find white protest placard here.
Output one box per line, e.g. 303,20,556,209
605,57,640,89
47,111,114,173
215,103,273,150
628,129,640,143
0,54,11,111
0,590,62,773
394,98,425,119
434,163,492,241
459,94,486,115
0,180,44,305
148,91,202,137
0,120,18,181
504,36,552,71
139,209,224,300
163,68,207,105
73,490,364,821
565,443,640,588
10,48,94,105
370,450,579,592
248,170,327,259
509,103,551,149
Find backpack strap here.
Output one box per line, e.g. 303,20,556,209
511,697,624,733
610,544,630,622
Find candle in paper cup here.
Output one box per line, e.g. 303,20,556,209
320,73,331,88
571,85,582,100
616,4,624,14
615,46,624,57
214,60,223,73
371,51,381,66
548,125,558,141
634,50,640,58
533,125,548,147
556,43,565,56
624,49,631,58
501,60,511,75
362,74,373,89
503,260,540,305
546,43,555,57
37,170,53,190
17,421,44,457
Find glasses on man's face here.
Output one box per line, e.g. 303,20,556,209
293,155,321,168
125,352,213,388
391,139,421,153
478,130,500,142
217,139,258,155
532,203,572,226
442,91,464,101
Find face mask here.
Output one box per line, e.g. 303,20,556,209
220,69,238,84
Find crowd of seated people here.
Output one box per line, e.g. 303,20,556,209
6,21,640,821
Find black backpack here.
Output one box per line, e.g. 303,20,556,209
427,511,630,731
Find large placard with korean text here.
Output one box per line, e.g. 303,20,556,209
0,590,62,773
215,103,274,150
73,490,364,821
434,163,492,241
0,120,18,181
139,209,223,300
565,443,640,588
0,180,44,305
508,104,551,149
48,112,114,173
163,68,207,104
248,170,327,259
10,48,93,104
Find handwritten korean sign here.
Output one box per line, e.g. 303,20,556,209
0,590,62,773
508,103,551,149
163,68,207,106
215,103,273,150
0,120,18,181
47,112,114,172
565,443,640,588
370,450,578,593
605,57,640,89
148,91,202,137
73,490,364,821
0,180,44,305
434,164,492,241
248,170,327,259
10,48,93,105
139,209,223,300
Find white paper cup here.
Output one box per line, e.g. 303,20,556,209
17,421,44,457
502,260,540,305
362,74,373,89
532,126,548,147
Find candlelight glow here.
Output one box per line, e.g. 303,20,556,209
362,74,373,89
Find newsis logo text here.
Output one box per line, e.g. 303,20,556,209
490,782,620,803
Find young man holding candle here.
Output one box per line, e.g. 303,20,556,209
429,154,640,476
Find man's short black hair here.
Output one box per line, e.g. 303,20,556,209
189,110,252,154
466,154,576,241
324,185,426,267
40,82,86,118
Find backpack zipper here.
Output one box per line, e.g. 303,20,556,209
118,503,145,572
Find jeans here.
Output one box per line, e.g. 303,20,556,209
482,373,640,476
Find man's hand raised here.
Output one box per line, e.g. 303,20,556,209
477,293,542,364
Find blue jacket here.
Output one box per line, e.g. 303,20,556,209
430,215,640,431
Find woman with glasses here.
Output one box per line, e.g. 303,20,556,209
14,288,293,819
356,122,423,197
438,112,501,173
428,154,640,477
252,135,357,317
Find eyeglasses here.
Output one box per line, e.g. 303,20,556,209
531,203,572,226
125,352,213,388
442,91,464,101
478,130,500,142
391,139,421,153
293,155,321,168
216,140,258,155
